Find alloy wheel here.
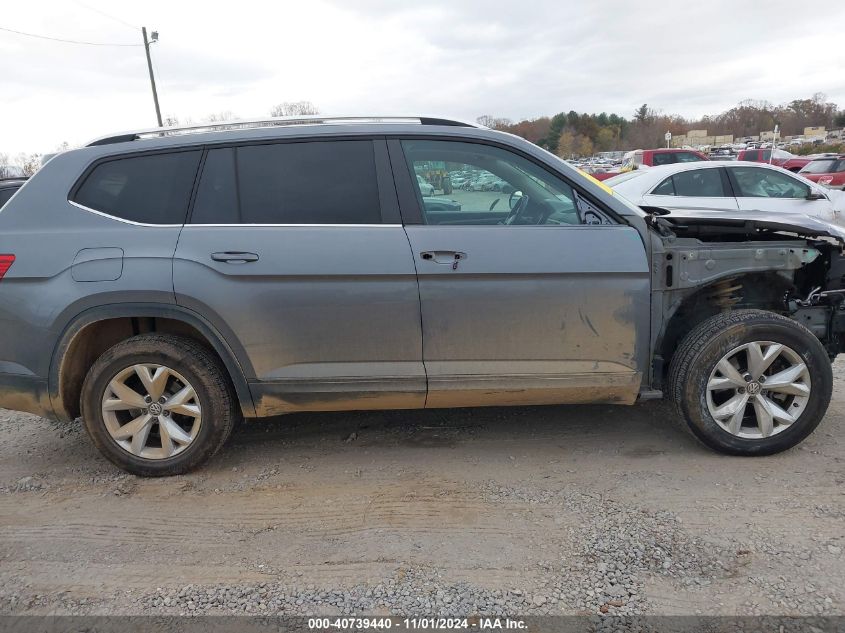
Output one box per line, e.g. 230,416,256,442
101,364,202,459
705,341,811,439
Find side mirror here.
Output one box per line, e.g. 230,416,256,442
509,191,523,210
806,191,826,201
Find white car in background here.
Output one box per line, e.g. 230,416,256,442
606,162,844,225
416,174,435,196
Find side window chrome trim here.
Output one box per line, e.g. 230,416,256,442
67,200,183,227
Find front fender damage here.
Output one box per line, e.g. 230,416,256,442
648,215,845,388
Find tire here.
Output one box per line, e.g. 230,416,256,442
668,309,832,456
81,334,239,476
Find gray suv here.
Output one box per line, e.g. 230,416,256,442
2,116,845,476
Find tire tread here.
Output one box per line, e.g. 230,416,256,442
81,333,238,476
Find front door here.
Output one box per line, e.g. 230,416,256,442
173,139,425,415
393,139,650,408
727,165,836,223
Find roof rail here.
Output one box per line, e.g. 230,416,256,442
87,115,480,146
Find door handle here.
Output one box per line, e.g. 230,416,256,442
420,251,466,262
211,251,259,263
420,251,466,269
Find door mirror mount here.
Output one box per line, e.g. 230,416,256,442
806,191,826,201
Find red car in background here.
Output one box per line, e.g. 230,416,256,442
624,148,709,168
592,148,708,180
736,148,811,173
798,155,845,189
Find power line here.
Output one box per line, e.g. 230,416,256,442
72,0,137,31
0,25,141,46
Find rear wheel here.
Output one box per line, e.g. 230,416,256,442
81,334,238,476
669,310,832,455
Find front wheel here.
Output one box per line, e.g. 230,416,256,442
81,334,238,476
668,310,832,455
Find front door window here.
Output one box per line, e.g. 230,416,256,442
401,139,600,227
730,167,810,199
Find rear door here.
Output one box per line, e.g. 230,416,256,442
392,138,650,408
643,167,739,212
173,138,425,415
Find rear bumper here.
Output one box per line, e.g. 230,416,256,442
0,373,54,419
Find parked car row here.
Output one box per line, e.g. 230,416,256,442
798,155,845,190
606,161,843,226
735,148,811,173
413,169,517,194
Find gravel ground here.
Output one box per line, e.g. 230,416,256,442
1,361,844,617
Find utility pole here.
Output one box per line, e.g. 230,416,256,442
141,27,163,127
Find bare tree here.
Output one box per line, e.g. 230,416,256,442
206,111,238,123
476,115,513,130
13,152,43,176
270,101,320,117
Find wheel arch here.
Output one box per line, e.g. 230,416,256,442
655,271,795,387
49,303,256,421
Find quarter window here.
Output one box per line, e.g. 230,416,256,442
191,140,381,224
73,151,201,224
652,177,675,196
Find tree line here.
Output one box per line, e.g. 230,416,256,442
5,96,845,175
479,93,845,157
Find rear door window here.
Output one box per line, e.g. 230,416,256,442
73,151,201,224
671,169,727,197
651,169,727,197
191,140,381,224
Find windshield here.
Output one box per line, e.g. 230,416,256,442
801,159,837,174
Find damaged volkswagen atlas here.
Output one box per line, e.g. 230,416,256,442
2,116,844,476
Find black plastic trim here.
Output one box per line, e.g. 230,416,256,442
48,303,257,421
386,139,425,225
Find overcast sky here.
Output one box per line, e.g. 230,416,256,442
2,0,845,155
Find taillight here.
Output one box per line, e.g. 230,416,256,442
0,254,15,280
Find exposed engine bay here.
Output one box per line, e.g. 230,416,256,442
647,212,845,387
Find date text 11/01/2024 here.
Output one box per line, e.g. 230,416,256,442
308,617,528,630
